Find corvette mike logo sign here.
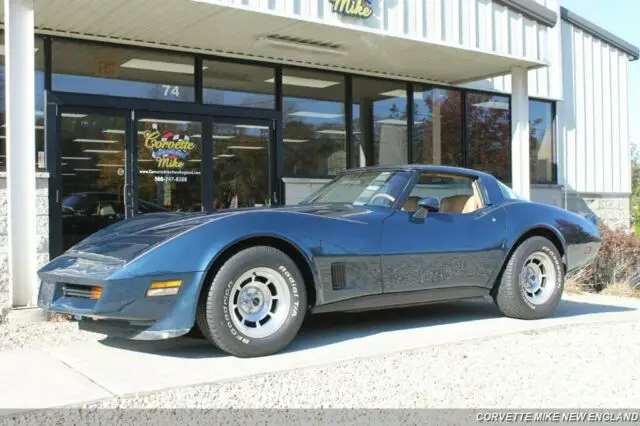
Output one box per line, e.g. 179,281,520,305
143,124,196,169
139,123,201,183
329,0,373,19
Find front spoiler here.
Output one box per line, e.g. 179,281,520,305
78,317,190,340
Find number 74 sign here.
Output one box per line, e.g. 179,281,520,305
162,85,180,97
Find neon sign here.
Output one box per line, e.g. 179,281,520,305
329,0,373,19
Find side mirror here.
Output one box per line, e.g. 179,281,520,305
414,197,440,219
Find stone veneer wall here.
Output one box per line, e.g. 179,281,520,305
531,185,630,230
0,173,50,319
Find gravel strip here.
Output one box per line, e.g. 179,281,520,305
77,320,640,409
0,320,104,351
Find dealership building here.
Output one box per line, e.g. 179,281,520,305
0,0,637,316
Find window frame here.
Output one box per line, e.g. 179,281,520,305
13,33,556,184
395,170,488,215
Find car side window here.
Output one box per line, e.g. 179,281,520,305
401,172,484,214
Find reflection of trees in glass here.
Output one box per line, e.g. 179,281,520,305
529,101,554,183
283,99,346,177
212,128,269,208
466,93,510,181
413,89,463,166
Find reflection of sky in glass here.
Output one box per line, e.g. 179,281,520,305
284,97,345,126
204,88,274,109
52,74,195,102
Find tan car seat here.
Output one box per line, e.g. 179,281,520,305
402,196,421,212
439,195,478,214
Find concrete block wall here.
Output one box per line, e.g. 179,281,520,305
0,176,9,317
531,185,630,230
0,173,50,319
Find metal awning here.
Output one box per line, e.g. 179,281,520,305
2,0,547,85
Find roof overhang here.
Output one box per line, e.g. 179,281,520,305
1,0,547,85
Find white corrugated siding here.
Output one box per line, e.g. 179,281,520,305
461,0,562,99
558,19,632,194
219,0,550,63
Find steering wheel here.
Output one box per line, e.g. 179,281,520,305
369,192,396,206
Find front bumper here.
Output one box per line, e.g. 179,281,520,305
37,267,206,340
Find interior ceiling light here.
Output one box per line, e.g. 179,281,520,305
316,129,347,135
227,146,264,150
138,118,191,125
379,90,408,98
120,59,205,75
283,139,310,143
255,35,346,57
83,149,121,154
265,75,340,89
234,124,269,130
61,113,87,118
289,111,343,119
472,101,509,110
212,135,235,140
73,139,118,144
376,119,407,125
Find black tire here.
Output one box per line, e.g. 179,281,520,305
493,236,564,320
196,246,307,357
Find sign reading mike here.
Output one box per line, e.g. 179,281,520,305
329,0,373,19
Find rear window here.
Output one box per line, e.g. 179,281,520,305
498,181,524,200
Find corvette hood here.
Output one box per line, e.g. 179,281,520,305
64,212,223,264
55,203,368,265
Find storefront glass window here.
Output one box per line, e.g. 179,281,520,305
0,32,46,170
352,78,408,167
51,39,195,102
203,60,275,109
413,87,463,166
530,100,556,183
466,92,511,182
137,118,203,212
282,69,346,177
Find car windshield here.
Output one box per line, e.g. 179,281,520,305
300,170,413,207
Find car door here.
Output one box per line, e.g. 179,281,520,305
380,172,507,293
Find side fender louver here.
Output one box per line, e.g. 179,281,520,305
331,262,347,290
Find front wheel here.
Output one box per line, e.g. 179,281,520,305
196,246,307,357
493,236,564,320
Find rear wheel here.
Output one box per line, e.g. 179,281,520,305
493,236,564,320
196,246,307,357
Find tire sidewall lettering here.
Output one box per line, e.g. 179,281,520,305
540,245,563,290
222,279,250,345
278,265,301,318
220,262,302,346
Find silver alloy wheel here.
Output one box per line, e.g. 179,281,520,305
228,267,292,339
519,251,557,305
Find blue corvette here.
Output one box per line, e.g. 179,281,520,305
37,165,601,357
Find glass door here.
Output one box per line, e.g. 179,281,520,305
57,109,130,252
135,115,204,213
211,120,273,209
